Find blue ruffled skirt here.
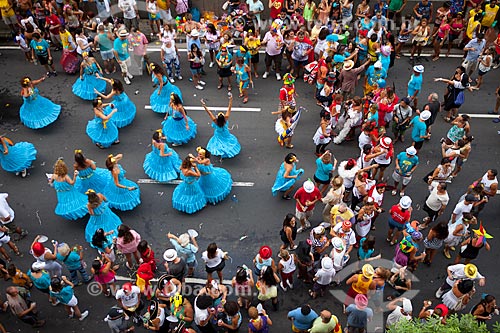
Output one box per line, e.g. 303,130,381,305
207,123,241,159
84,202,122,244
104,93,136,128
143,146,181,182
150,83,183,114
198,165,232,204
0,142,37,173
74,167,112,194
72,74,107,100
162,117,197,145
104,178,141,211
172,176,206,214
86,118,119,148
20,94,61,129
53,181,89,220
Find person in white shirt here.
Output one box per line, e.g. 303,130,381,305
115,282,143,323
193,295,216,331
435,263,485,298
385,298,413,329
261,27,284,80
421,182,449,229
118,0,139,31
0,193,26,238
309,257,335,298
450,194,477,223
201,242,226,284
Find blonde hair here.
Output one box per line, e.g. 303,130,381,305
279,249,290,260
57,243,71,257
248,306,259,319
54,159,68,177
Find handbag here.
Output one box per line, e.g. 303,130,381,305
454,90,465,106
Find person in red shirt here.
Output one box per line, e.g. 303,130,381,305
387,196,412,245
294,180,322,233
137,240,157,272
269,0,285,19
45,12,62,50
279,73,296,109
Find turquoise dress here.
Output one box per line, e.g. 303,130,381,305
143,143,181,182
103,92,136,128
86,113,119,148
52,179,89,220
150,74,183,114
161,108,197,145
0,141,37,173
85,200,122,245
72,63,107,100
103,165,141,211
172,174,206,214
198,163,232,204
271,162,304,196
74,165,112,194
20,87,61,129
206,122,241,159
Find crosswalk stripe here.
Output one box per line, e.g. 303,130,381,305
137,179,254,186
144,105,261,112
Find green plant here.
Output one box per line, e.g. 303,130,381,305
387,314,492,333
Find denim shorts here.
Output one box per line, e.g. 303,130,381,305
100,49,114,61
387,217,405,231
190,67,202,75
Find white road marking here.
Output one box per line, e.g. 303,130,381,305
463,114,499,119
400,52,463,58
137,179,254,186
114,274,232,284
145,105,261,112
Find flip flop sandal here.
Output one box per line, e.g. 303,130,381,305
243,97,248,104
217,84,223,89
228,86,232,91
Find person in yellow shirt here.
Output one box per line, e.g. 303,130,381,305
157,0,172,24
481,0,499,28
0,0,18,34
244,29,261,78
59,25,77,52
463,13,482,45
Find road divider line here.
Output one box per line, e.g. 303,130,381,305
145,105,261,112
138,179,254,186
463,114,499,119
115,275,232,284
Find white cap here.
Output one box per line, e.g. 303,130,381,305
400,196,412,209
163,249,178,262
303,180,315,193
321,257,334,271
420,110,431,121
403,299,413,312
406,146,417,156
413,65,424,73
374,61,382,69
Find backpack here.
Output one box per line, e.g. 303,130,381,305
303,61,319,85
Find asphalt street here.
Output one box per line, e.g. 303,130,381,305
0,47,499,332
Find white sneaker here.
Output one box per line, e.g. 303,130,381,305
79,310,89,321
263,72,269,79
177,75,183,80
276,73,281,81
127,73,134,79
287,280,294,289
199,80,206,86
21,169,27,178
169,77,175,83
209,61,214,68
435,288,444,298
195,85,204,90
280,281,287,291
68,307,74,318
305,221,311,228
124,76,131,85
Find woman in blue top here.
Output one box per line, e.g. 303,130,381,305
49,159,89,220
149,62,183,114
233,56,253,104
314,151,337,195
73,149,111,194
193,146,232,204
0,135,36,178
103,153,141,211
201,95,241,159
27,262,52,301
172,156,207,214
86,98,119,149
84,189,122,246
72,52,107,100
143,129,181,182
19,76,61,129
49,276,89,321
90,228,118,269
95,77,136,128
272,153,304,199
162,93,197,146
168,232,199,277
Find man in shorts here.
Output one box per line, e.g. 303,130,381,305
391,146,419,197
0,0,18,35
30,32,57,77
294,180,322,233
409,110,430,151
113,29,134,85
94,24,116,74
115,282,144,324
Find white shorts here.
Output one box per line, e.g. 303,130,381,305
159,9,172,21
65,295,78,307
0,233,11,245
295,208,313,222
392,170,412,185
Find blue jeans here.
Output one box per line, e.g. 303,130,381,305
69,265,91,284
163,55,181,79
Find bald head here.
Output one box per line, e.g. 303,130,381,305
320,310,332,323
6,286,17,295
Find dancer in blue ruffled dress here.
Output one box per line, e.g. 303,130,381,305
49,159,89,220
172,156,207,214
86,98,119,149
192,146,232,204
271,153,304,200
143,129,181,182
201,95,241,159
0,135,37,178
84,189,122,245
95,77,136,128
103,153,141,211
19,76,61,129
72,52,107,100
149,62,183,114
73,149,111,194
162,93,197,146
